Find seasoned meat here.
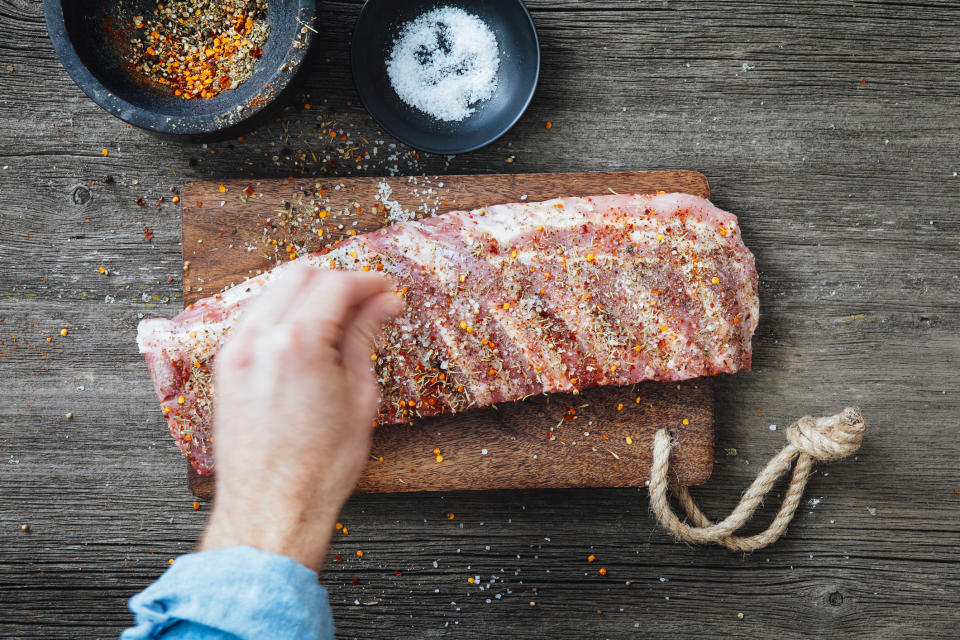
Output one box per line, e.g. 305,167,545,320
138,192,759,474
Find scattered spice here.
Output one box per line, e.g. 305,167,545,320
120,0,270,100
60,328,68,337
192,501,200,510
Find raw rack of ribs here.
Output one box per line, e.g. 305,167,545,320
138,192,759,474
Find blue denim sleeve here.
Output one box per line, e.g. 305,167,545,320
121,546,334,640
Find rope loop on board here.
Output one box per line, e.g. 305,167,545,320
649,407,867,552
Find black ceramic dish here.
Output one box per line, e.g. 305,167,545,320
43,0,316,136
351,0,539,155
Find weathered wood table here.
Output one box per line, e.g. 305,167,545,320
1,1,958,637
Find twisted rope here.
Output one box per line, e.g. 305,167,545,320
649,407,867,552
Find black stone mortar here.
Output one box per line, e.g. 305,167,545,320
44,0,316,137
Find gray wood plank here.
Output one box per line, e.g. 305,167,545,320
1,0,959,637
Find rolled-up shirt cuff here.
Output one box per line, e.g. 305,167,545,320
121,546,333,640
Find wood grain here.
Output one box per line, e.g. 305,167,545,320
181,171,715,497
1,0,959,638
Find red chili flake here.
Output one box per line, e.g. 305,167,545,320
394,570,403,578
334,554,343,563
244,185,255,196
351,577,360,585
196,200,203,207
135,197,146,206
143,228,154,242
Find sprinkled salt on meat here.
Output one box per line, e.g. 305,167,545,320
137,192,759,474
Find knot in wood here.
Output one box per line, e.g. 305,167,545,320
72,186,91,205
786,406,866,461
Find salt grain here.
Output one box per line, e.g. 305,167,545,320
377,181,414,224
387,7,499,122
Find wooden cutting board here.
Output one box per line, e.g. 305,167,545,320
181,171,715,497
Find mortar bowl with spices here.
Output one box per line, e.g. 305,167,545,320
44,0,316,136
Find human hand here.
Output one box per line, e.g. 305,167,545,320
198,266,401,571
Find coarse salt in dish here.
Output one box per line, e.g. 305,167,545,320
386,6,500,122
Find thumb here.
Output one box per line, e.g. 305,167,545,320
340,291,403,412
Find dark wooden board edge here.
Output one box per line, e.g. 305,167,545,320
188,378,715,498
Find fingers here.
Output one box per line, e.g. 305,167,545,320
234,266,394,349
235,264,320,335
338,291,403,416
223,268,399,404
290,270,397,347
341,290,403,369
308,271,397,332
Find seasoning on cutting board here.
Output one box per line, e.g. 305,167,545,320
386,6,500,122
120,0,270,100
